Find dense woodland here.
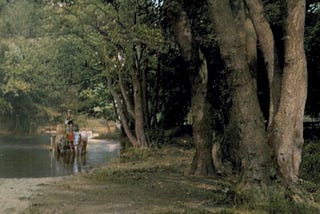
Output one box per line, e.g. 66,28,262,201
1,0,320,208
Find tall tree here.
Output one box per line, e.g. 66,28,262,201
164,0,216,175
70,0,166,147
207,0,307,185
207,0,272,186
267,0,307,184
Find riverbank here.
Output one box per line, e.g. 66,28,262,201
0,177,63,213
22,146,237,213
1,144,318,213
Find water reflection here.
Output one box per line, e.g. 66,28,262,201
0,135,120,178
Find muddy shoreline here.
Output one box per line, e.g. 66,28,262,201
0,177,64,213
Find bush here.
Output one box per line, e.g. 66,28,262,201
300,141,320,183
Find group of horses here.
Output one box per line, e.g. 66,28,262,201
50,125,88,157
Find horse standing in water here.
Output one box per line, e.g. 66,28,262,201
51,124,71,156
51,124,88,157
80,129,88,154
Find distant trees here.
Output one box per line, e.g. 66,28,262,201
0,0,191,138
0,0,61,133
44,0,191,148
0,0,98,132
68,0,163,147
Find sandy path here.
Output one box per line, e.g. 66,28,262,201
0,177,63,213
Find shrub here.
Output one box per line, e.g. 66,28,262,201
300,141,320,183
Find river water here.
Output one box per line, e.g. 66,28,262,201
0,135,120,178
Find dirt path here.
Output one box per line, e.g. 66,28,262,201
22,169,228,214
0,177,63,213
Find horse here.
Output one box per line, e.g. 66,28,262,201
79,130,88,155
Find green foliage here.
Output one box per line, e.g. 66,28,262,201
0,1,30,37
263,0,283,27
78,83,115,118
155,50,192,129
305,3,320,115
0,0,81,132
0,98,12,114
301,180,320,203
234,185,320,213
120,147,164,163
0,0,217,136
69,0,189,132
300,141,320,183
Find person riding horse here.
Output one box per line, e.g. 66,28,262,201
65,109,73,134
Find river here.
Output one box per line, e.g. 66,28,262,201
0,135,120,178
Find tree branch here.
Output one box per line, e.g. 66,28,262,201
244,0,282,127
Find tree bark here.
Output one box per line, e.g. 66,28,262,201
118,71,135,119
268,0,307,184
212,137,223,174
107,79,138,147
164,0,216,176
208,0,272,186
188,51,215,176
150,61,161,128
132,67,148,147
109,46,149,148
164,0,196,62
141,60,150,130
245,0,282,127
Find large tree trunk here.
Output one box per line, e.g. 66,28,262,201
268,0,307,184
164,0,216,176
188,51,215,176
208,0,272,186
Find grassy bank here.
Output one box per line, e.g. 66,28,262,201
25,144,320,213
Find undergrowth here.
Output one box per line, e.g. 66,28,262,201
300,141,320,183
